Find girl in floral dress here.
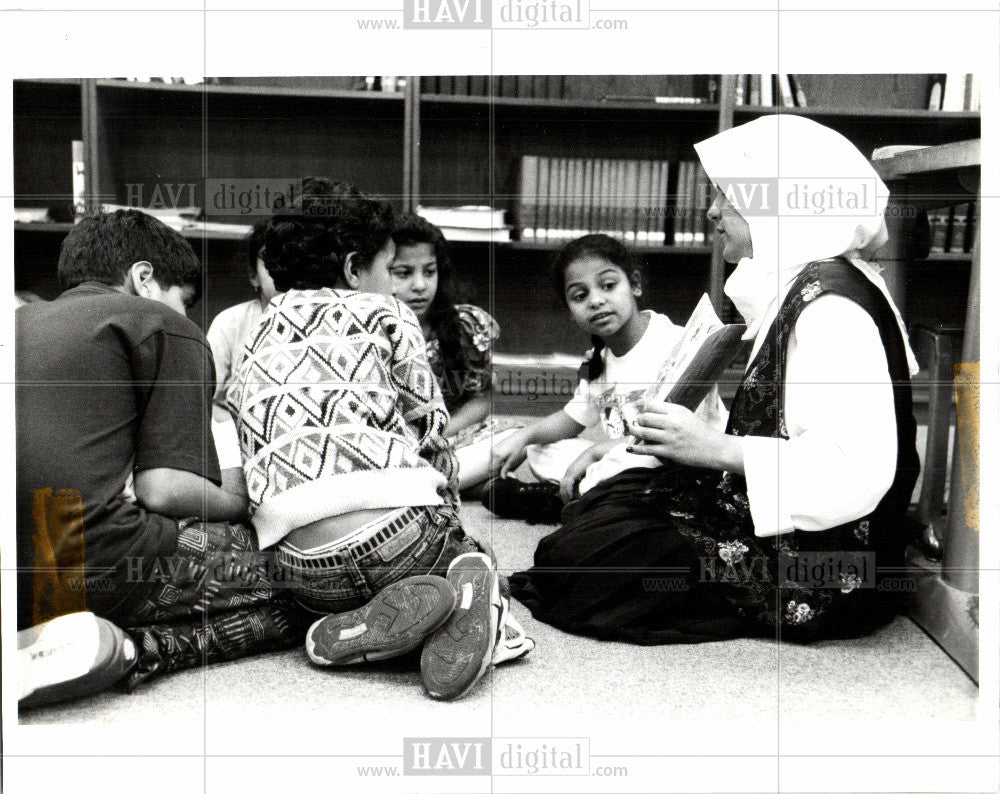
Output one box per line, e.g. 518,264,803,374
510,115,921,643
391,214,512,490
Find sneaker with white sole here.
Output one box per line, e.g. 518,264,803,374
492,598,535,666
306,575,457,666
420,552,502,700
18,612,137,710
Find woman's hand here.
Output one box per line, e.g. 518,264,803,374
628,402,744,474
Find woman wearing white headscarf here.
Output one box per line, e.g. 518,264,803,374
510,116,920,643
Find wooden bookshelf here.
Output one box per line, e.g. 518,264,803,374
13,74,980,346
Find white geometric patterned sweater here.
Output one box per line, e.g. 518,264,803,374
227,288,457,549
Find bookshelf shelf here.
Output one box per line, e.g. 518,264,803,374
873,139,980,211
925,251,973,264
14,222,76,234
483,240,713,256
15,77,83,87
734,105,980,122
872,139,979,181
14,220,254,242
420,92,720,116
94,79,405,105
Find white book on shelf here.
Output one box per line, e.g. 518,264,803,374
636,160,653,244
417,205,506,229
871,144,928,161
692,162,710,245
551,156,568,239
967,74,980,111
581,158,595,234
71,140,86,218
438,226,512,243
537,157,551,241
182,220,254,239
99,203,201,221
672,161,689,245
940,73,967,112
597,158,612,236
651,160,669,245
623,160,639,243
15,207,51,223
519,155,539,240
927,77,943,110
760,73,773,107
777,74,795,108
566,157,581,237
610,159,626,242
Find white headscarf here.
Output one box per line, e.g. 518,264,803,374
693,115,919,376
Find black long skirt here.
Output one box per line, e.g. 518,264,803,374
509,468,756,645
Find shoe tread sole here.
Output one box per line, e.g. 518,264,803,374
306,576,457,666
420,559,500,700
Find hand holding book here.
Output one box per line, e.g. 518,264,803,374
621,293,749,471
620,293,749,436
626,402,746,474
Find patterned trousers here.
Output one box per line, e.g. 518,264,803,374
119,519,308,691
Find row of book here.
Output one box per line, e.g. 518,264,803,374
418,75,717,103
419,75,566,99
927,74,981,112
517,155,711,247
928,203,977,255
734,74,808,107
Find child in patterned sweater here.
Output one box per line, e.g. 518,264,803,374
228,179,532,700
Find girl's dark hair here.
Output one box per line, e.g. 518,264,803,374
261,177,395,291
549,234,644,381
391,213,470,406
245,223,267,283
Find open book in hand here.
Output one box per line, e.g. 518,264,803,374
620,294,749,436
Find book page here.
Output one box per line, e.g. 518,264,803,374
619,294,745,434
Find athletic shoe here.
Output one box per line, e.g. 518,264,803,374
492,597,535,666
420,553,502,700
18,612,137,710
306,575,457,666
482,477,563,525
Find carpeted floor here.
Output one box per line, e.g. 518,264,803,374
21,502,978,731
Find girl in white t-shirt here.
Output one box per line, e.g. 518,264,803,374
487,234,723,520
206,226,279,481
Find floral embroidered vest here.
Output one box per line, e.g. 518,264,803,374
715,259,920,636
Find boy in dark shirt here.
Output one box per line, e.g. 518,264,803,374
17,210,305,707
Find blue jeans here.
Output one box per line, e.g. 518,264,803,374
274,504,487,615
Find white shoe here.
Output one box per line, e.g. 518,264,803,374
19,612,137,709
491,596,535,666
